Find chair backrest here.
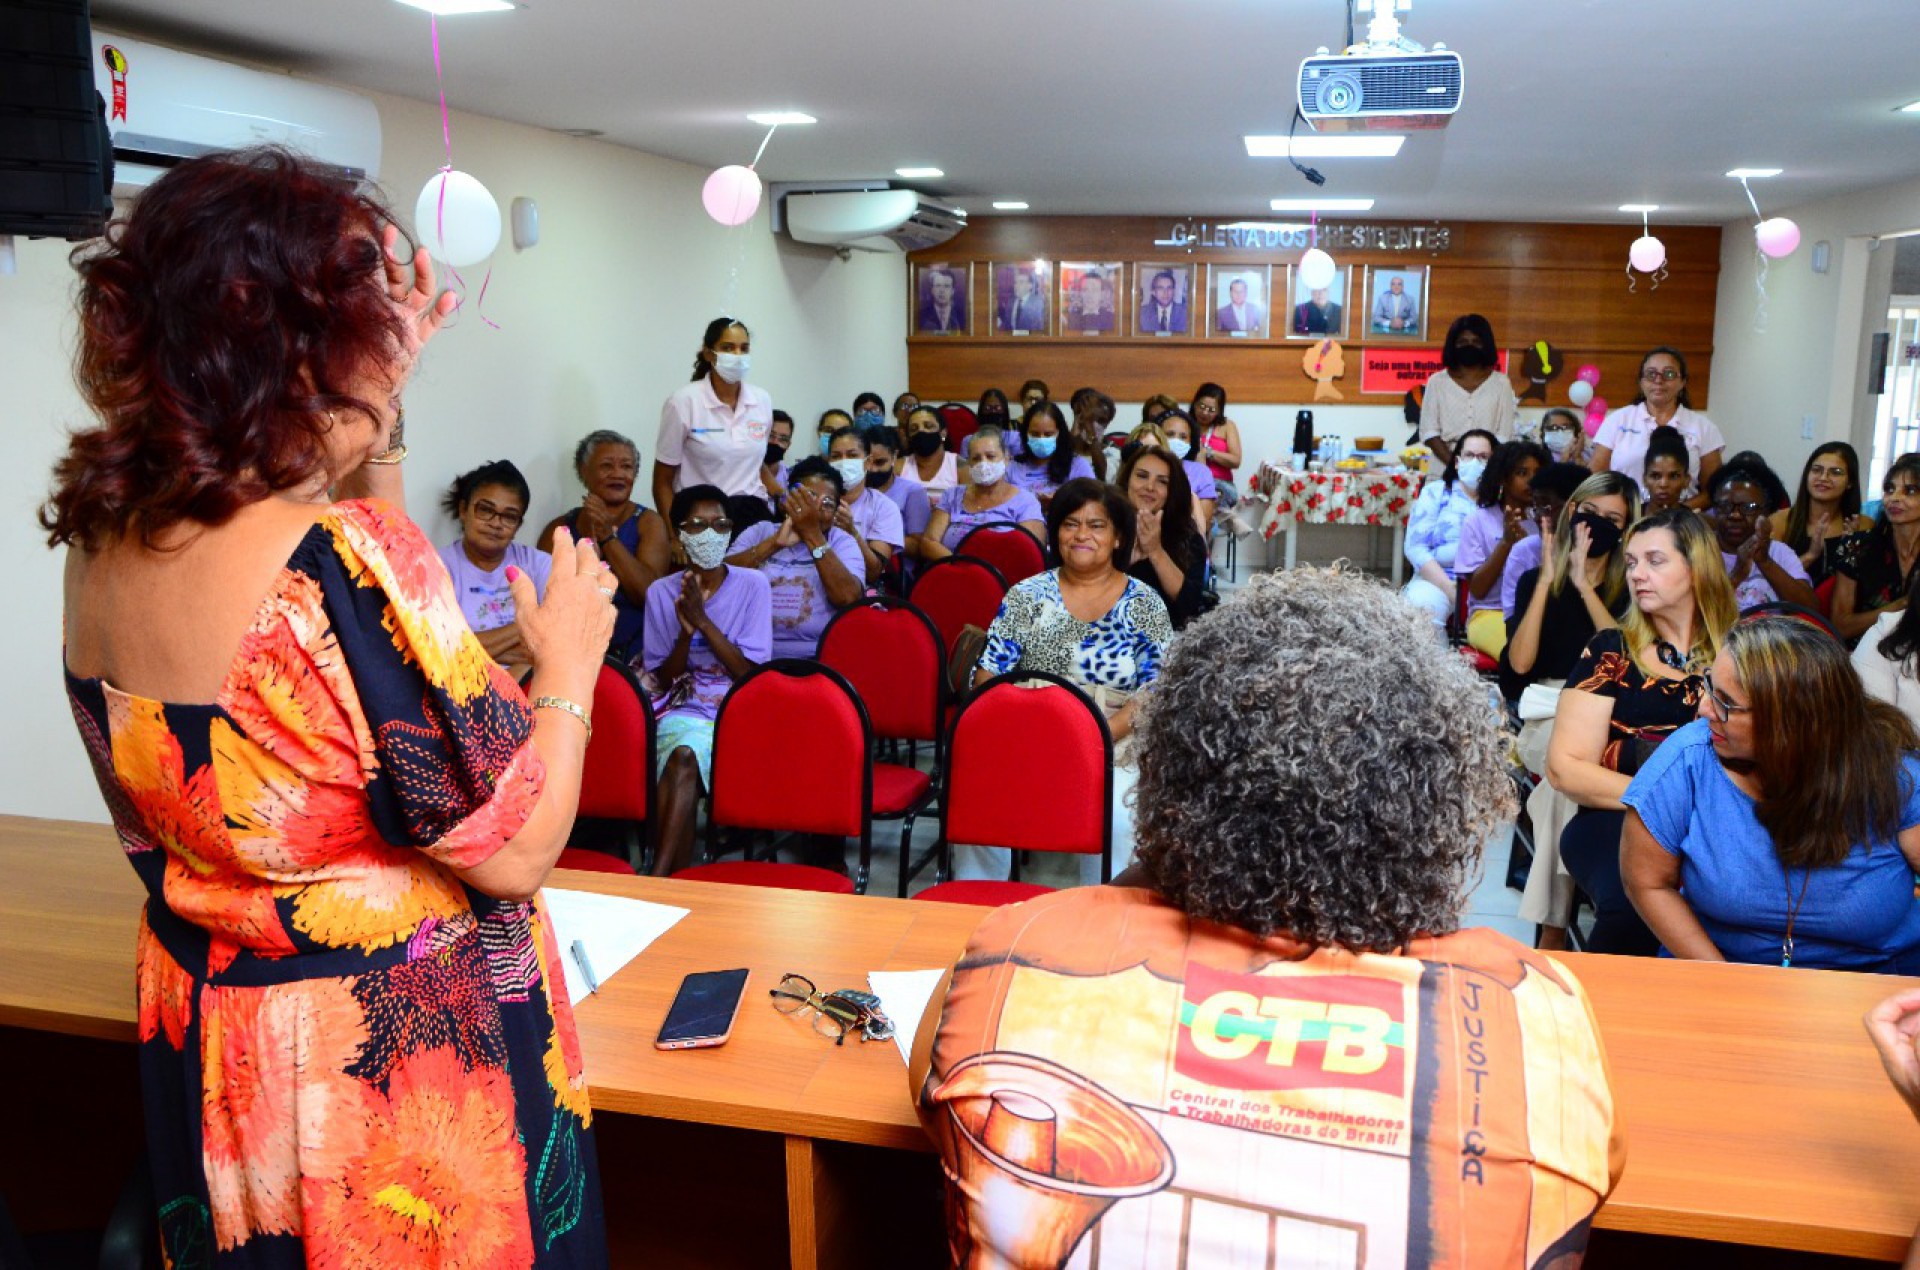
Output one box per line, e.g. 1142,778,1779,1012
956,523,1048,586
709,659,871,837
816,597,945,744
943,671,1113,864
910,556,1009,658
940,402,980,456
576,658,654,823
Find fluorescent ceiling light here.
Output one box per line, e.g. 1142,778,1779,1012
747,111,816,126
895,167,944,179
1270,197,1375,212
992,201,1029,211
1244,135,1404,158
1899,100,1920,113
1618,203,1660,213
951,208,968,217
391,0,514,13
1725,167,1781,179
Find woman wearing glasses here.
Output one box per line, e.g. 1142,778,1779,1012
1621,616,1920,972
1590,347,1725,509
439,460,551,674
1705,461,1819,612
1547,508,1737,955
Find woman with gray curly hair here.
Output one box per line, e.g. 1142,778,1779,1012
914,568,1623,1269
538,428,670,659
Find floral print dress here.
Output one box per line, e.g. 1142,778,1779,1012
64,500,604,1268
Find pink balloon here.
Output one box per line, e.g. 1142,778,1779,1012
1755,217,1801,259
1583,411,1603,438
1588,397,1609,417
702,164,762,227
1575,364,1602,386
1629,234,1666,273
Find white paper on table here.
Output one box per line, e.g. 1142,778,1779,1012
868,968,948,1065
541,887,689,1007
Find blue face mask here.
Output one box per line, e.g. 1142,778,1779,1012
1027,434,1058,458
855,409,884,430
819,432,835,455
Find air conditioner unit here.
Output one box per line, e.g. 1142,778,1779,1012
90,31,381,192
775,185,964,254
1298,50,1463,132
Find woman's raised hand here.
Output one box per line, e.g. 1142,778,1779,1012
380,222,460,401
507,526,615,701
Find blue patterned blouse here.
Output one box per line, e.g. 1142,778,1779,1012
979,570,1172,692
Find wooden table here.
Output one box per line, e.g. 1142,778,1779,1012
4,815,1919,1263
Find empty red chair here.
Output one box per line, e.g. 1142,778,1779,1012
912,671,1113,905
669,860,854,893
911,556,1008,662
555,848,637,875
939,402,980,458
817,598,945,894
957,523,1048,586
679,659,880,892
559,658,657,870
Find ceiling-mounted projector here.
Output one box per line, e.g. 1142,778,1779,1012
1297,0,1462,133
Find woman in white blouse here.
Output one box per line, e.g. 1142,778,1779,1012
1590,346,1725,509
1418,313,1517,468
1852,574,1920,732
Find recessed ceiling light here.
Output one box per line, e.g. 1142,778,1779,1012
992,201,1029,211
391,0,514,13
1899,100,1920,113
895,167,945,179
1619,203,1660,213
1244,135,1404,158
1270,197,1375,212
1726,167,1782,179
747,111,817,126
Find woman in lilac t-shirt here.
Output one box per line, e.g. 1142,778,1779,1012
436,460,551,673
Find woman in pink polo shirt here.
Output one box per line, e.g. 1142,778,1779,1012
651,316,775,518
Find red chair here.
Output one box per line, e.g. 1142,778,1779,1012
911,556,1008,661
670,859,853,893
1450,575,1499,676
1814,575,1837,617
912,671,1113,904
555,848,637,875
957,523,1048,586
939,402,980,458
680,659,881,893
539,659,656,870
817,598,946,894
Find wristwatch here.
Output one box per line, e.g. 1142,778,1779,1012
810,542,829,560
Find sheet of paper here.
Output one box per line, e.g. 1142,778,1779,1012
541,887,689,1007
868,968,947,1065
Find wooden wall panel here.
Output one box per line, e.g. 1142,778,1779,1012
906,218,1721,408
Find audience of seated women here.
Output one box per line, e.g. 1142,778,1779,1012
824,426,905,584
920,426,1046,561
1007,402,1095,506
1548,507,1737,955
1640,425,1692,516
643,486,772,874
951,478,1172,885
539,428,670,661
1707,460,1818,613
1116,444,1208,628
724,456,866,660
1402,428,1498,627
439,459,551,674
901,404,964,497
1591,345,1725,509
1832,453,1920,643
914,568,1620,1269
861,425,932,563
1153,408,1218,533
1190,380,1243,509
1498,460,1590,619
1454,438,1549,655
1772,441,1872,588
1623,615,1920,973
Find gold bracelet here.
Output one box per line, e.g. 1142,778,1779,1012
531,695,591,743
365,445,408,466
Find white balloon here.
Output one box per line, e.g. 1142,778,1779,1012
1298,247,1337,291
1568,379,1594,408
414,170,502,267
1755,217,1801,259
1629,234,1666,273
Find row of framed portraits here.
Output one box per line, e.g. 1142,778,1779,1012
911,260,1431,341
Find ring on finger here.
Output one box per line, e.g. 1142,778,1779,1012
597,585,617,599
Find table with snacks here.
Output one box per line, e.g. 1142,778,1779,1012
1250,457,1429,583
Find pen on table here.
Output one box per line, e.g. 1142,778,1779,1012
571,939,601,995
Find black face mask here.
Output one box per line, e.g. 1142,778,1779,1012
908,431,944,458
1453,342,1495,368
764,442,788,465
979,407,1008,425
865,468,894,490
1572,511,1623,556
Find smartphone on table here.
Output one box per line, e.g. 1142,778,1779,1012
654,968,750,1050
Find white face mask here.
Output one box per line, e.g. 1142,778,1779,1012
1544,429,1575,454
830,458,867,492
680,528,729,570
1455,457,1489,489
710,352,750,384
970,459,1007,486
1167,438,1191,460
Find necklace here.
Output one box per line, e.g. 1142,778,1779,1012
1655,640,1689,672
1780,867,1813,967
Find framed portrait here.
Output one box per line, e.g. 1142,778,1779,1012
1132,261,1196,337
1364,264,1428,340
1207,264,1273,339
1059,261,1123,336
913,262,972,336
1284,263,1350,341
991,259,1052,336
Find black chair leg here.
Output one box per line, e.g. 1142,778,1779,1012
98,1150,160,1270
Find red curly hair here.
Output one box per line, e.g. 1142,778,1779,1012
42,148,409,549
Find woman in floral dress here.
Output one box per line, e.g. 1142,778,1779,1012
46,150,614,1265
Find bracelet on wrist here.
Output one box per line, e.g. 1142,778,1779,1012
365,445,408,466
531,695,592,743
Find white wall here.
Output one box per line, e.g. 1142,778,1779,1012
1708,173,1920,477
0,73,906,822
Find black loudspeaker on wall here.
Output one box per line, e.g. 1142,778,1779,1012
0,0,114,240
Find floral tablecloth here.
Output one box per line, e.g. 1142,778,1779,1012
1251,464,1427,540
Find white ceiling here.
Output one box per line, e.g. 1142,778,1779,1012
92,0,1920,225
